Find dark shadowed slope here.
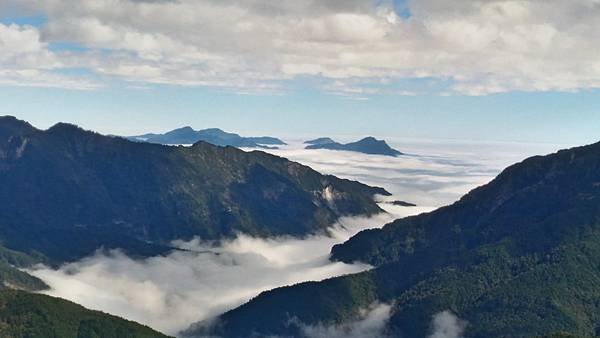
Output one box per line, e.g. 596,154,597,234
0,116,387,263
305,137,403,157
0,290,171,338
128,126,286,148
206,141,600,338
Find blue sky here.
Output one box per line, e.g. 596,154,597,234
2,84,598,146
1,0,599,145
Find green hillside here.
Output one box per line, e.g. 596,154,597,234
0,245,47,291
0,290,170,338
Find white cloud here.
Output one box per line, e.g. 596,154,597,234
427,311,468,338
256,139,562,207
299,303,393,338
3,0,600,94
29,213,401,336
0,23,100,89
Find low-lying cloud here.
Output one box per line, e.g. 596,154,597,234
299,302,393,338
275,306,467,338
428,311,468,338
258,138,562,208
29,213,400,336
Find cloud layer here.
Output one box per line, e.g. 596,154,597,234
30,214,399,335
259,138,562,207
3,0,600,95
428,311,468,338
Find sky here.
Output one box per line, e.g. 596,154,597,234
1,0,600,144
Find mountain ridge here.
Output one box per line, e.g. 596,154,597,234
305,136,404,157
0,116,388,264
128,126,286,148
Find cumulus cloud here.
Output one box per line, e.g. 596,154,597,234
3,0,600,94
0,23,99,89
29,214,400,336
427,311,468,338
299,303,393,338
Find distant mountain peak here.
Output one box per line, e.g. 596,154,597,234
0,115,22,123
0,116,36,134
202,127,225,132
304,137,336,145
305,136,403,157
128,126,285,148
48,122,82,131
172,126,195,132
46,123,99,141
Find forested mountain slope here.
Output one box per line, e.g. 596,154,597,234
0,116,387,263
207,141,600,338
0,290,171,338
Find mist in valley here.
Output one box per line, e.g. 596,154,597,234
29,141,562,336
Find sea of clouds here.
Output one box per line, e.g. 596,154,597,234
259,137,565,207
30,213,409,335
29,138,566,336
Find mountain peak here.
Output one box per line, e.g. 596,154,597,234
172,126,195,132
356,136,381,143
202,128,226,133
46,122,88,135
0,115,22,124
304,137,336,145
127,127,284,148
0,116,36,134
305,136,403,157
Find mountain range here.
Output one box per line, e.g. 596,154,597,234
305,137,404,157
128,126,286,148
3,115,600,337
0,115,392,336
0,116,388,266
202,141,600,338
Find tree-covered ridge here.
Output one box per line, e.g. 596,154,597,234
206,141,600,338
0,116,387,264
0,245,48,291
0,290,171,338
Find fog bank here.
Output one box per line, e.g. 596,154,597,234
30,213,409,335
